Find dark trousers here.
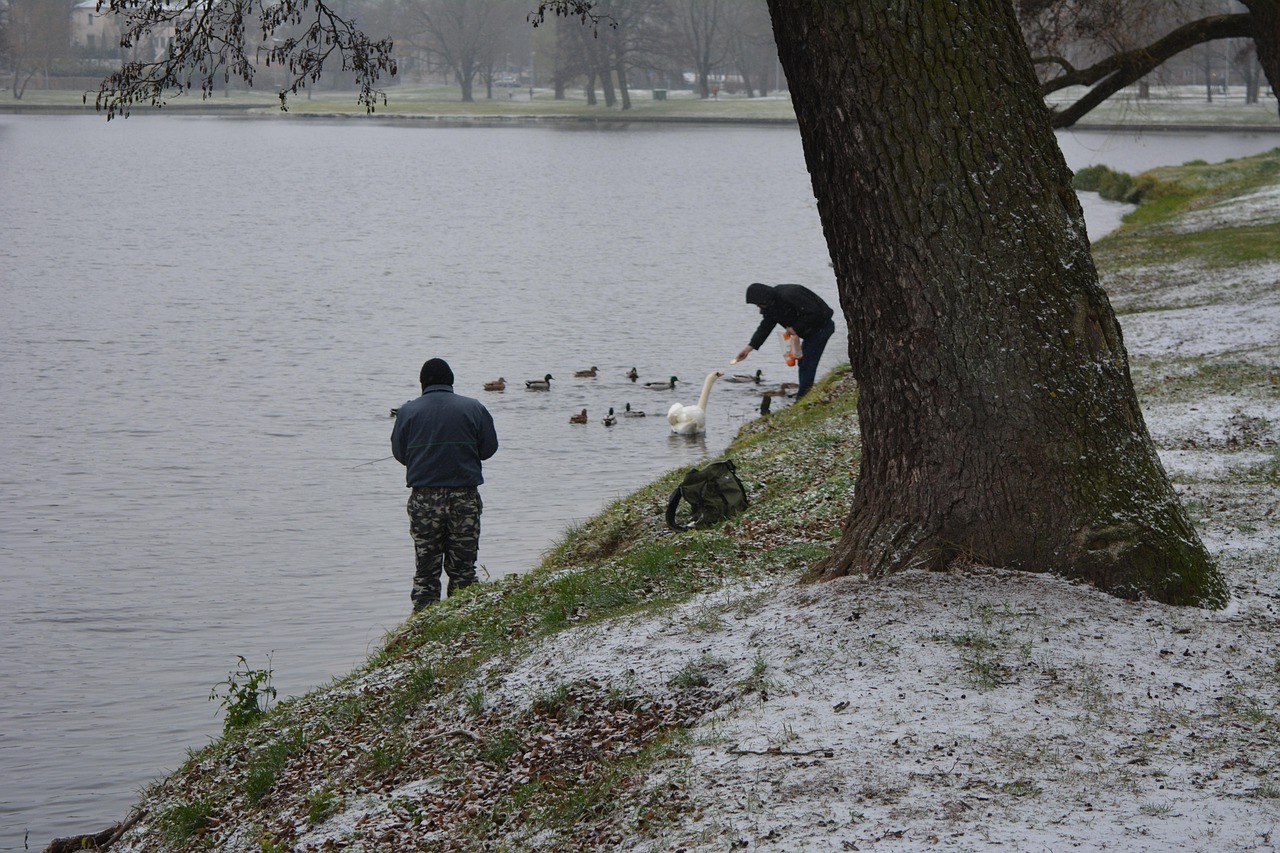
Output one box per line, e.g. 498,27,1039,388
406,486,482,611
797,318,836,398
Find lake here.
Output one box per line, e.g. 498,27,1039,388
1,113,1276,849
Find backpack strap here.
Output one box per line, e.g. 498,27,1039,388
665,485,690,531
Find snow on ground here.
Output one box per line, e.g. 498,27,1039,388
1120,290,1280,360
1171,185,1280,234
489,563,1279,852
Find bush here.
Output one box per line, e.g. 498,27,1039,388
209,654,277,732
1097,168,1137,203
1072,164,1111,193
1072,164,1182,205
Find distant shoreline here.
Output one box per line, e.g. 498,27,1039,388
3,101,1279,135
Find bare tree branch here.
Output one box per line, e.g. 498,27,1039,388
90,0,397,119
1038,13,1255,128
527,0,604,29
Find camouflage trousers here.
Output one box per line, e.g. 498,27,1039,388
406,486,482,612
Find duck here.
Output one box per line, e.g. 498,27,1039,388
574,366,599,378
667,371,724,435
645,375,679,390
525,373,554,390
625,367,639,382
569,408,588,424
761,382,799,398
623,402,646,417
389,407,399,418
483,377,506,391
602,407,617,426
724,369,763,384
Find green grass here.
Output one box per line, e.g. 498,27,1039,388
1129,359,1272,400
305,787,340,826
240,730,306,805
1104,224,1280,268
1092,147,1280,269
156,797,214,847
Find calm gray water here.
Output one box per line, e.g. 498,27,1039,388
1,114,1276,848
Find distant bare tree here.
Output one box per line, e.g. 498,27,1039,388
595,0,667,109
0,4,9,74
666,0,727,98
6,0,75,99
720,0,775,96
546,17,585,98
545,0,661,108
566,8,611,104
399,0,521,102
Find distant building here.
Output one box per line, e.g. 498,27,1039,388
71,0,176,60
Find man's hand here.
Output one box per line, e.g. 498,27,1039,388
732,345,755,365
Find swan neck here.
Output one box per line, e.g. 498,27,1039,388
697,372,719,410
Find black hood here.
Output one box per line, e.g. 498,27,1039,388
745,282,774,305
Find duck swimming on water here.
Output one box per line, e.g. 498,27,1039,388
724,369,763,384
569,408,588,424
525,374,554,390
645,375,679,390
483,377,506,391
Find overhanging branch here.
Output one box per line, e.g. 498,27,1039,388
90,0,396,119
1036,13,1254,128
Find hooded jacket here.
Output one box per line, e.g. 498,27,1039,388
746,282,834,351
391,385,498,489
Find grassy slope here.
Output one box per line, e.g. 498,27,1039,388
112,373,860,852
104,152,1280,852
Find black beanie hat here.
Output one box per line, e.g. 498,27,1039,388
420,358,454,388
746,282,773,305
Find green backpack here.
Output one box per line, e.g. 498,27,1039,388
665,459,749,531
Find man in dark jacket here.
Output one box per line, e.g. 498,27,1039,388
734,282,836,399
391,358,499,612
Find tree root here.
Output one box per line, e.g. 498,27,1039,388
43,809,144,853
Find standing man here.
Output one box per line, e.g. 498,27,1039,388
734,282,836,399
391,358,499,612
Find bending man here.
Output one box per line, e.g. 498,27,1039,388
391,358,499,612
734,282,836,399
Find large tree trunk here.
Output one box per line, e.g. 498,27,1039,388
767,0,1225,606
1242,0,1280,118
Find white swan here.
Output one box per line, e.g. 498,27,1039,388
667,371,723,435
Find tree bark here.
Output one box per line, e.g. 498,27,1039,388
1241,0,1280,119
766,0,1225,606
